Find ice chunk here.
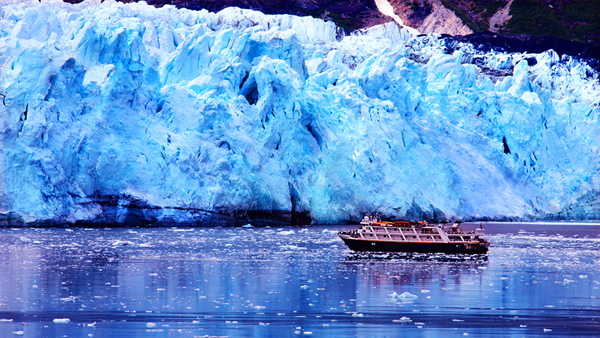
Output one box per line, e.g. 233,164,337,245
392,316,412,323
112,240,135,246
280,245,305,250
53,318,71,323
389,291,418,303
60,296,77,302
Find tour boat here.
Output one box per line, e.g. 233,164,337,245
338,216,489,254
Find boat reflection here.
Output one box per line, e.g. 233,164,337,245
345,251,488,262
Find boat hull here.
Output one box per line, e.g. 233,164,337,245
339,236,489,254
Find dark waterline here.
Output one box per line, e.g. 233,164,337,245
0,222,598,337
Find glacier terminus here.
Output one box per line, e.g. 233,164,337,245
0,0,599,226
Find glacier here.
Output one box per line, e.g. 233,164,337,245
0,0,599,226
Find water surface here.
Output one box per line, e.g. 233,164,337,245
0,222,598,337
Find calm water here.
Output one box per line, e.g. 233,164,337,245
0,222,598,337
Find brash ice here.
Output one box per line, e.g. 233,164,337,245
0,0,599,225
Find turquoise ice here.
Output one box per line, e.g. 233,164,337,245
0,1,599,224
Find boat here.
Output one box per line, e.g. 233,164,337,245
338,216,490,254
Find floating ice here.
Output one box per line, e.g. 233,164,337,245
392,316,412,322
60,296,77,302
0,1,598,225
112,240,135,246
389,291,418,303
53,318,71,323
280,245,305,250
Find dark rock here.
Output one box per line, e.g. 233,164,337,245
0,211,26,227
448,32,600,65
2,194,313,227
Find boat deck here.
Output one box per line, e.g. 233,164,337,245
338,221,489,254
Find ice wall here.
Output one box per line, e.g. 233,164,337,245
0,0,599,225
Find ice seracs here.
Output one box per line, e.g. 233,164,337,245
0,1,599,226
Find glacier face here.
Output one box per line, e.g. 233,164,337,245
0,0,599,225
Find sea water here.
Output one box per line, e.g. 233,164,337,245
0,223,598,337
